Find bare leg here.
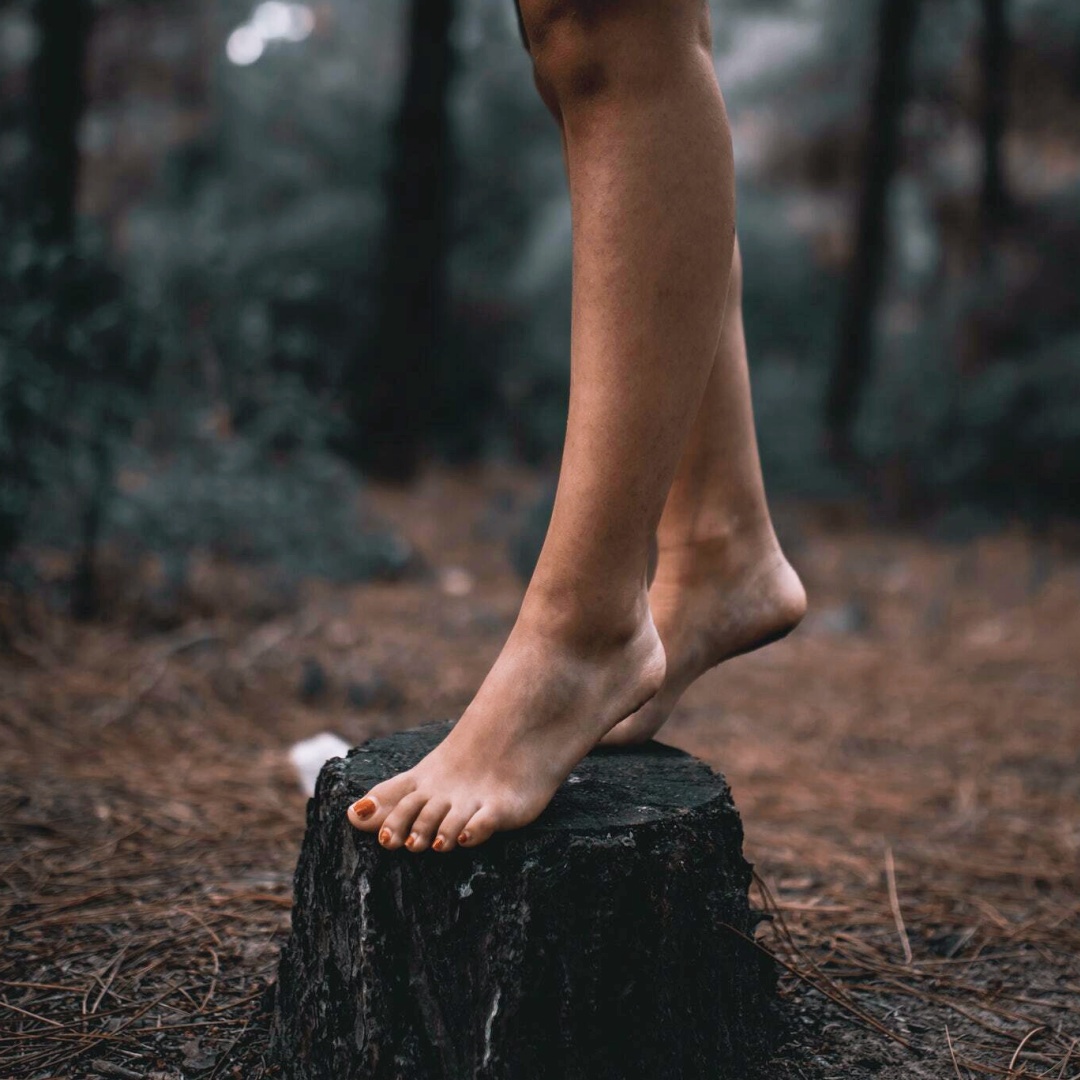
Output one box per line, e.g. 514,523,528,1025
527,17,805,747
348,0,735,851
603,239,807,745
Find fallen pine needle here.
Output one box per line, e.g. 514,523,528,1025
947,1026,967,1080
885,845,913,966
1056,1037,1076,1078
1007,1026,1044,1074
0,1000,65,1028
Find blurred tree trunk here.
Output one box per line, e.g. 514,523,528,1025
71,438,111,621
2,0,94,584
1074,29,1080,97
979,0,1011,235
825,0,921,463
25,0,109,618
26,0,94,243
349,0,457,481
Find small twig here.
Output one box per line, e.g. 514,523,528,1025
207,1007,256,1080
90,1059,143,1080
1009,1026,1045,1074
1056,1037,1076,1079
90,942,130,1015
200,947,221,1011
208,892,292,908
0,999,65,1028
174,906,224,948
946,1025,967,1080
885,845,913,965
720,917,912,1049
751,872,914,1048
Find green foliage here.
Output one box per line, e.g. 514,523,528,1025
125,8,390,450
2,3,422,592
739,190,844,366
5,0,1080,607
714,0,1080,515
0,226,154,578
99,431,415,583
944,334,1080,514
858,218,1080,517
1018,0,1080,34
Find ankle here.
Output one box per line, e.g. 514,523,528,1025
654,518,786,586
518,579,651,657
657,508,778,560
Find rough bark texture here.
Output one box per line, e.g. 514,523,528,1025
271,721,778,1080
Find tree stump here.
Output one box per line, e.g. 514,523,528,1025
270,722,778,1080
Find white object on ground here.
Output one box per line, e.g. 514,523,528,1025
289,732,351,797
439,567,475,597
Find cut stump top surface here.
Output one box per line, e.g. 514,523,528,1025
340,720,731,832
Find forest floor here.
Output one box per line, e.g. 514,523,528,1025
1,465,1079,1080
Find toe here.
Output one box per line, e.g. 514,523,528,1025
379,792,428,849
457,804,501,848
346,773,417,832
431,801,481,853
347,797,378,830
405,798,452,853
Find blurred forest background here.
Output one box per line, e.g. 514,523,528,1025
3,4,1080,1078
1,0,1079,620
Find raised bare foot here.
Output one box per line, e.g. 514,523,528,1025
601,535,806,747
346,603,665,851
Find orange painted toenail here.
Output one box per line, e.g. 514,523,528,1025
352,798,376,819
379,828,391,845
458,831,470,845
405,833,417,849
432,836,445,852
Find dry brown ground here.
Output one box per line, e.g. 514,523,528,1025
2,466,1078,1079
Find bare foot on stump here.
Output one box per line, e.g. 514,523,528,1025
602,534,806,747
349,0,748,849
347,604,665,851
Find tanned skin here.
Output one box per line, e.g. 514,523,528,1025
348,0,805,853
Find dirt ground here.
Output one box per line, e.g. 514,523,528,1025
2,466,1078,1079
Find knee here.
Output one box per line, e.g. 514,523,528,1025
518,0,712,110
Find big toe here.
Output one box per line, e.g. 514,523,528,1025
346,772,417,832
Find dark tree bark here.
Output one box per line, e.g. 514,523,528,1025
349,0,457,481
825,0,921,462
978,0,1012,235
271,722,779,1080
25,0,94,243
